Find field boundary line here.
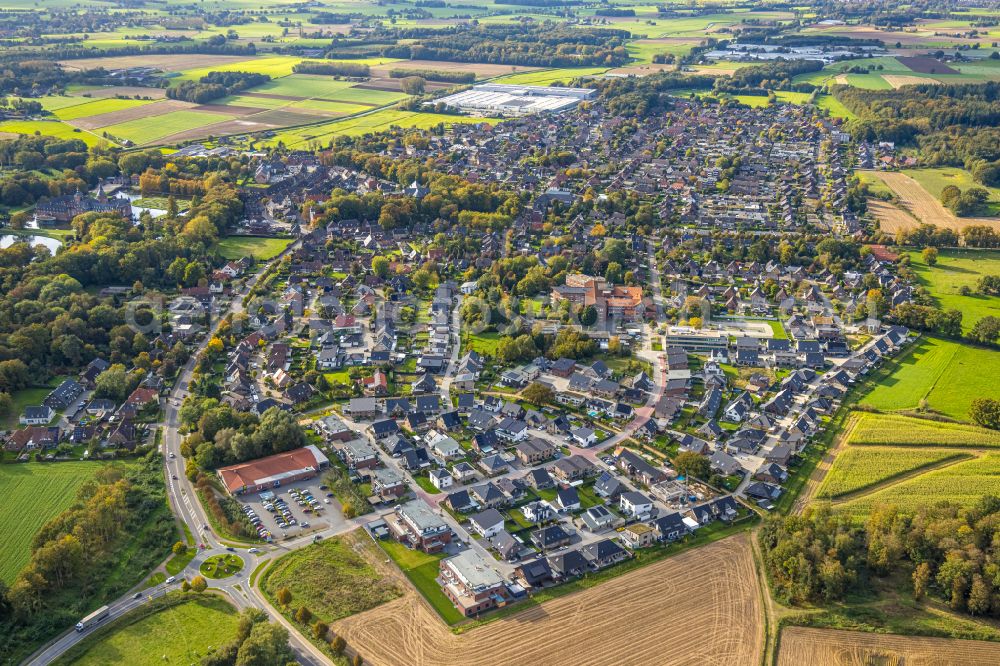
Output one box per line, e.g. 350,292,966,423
825,451,976,504
792,412,859,514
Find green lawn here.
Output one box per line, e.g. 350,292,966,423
0,462,106,583
463,331,503,357
261,530,403,624
58,594,239,666
199,553,243,579
377,539,465,625
859,336,997,421
905,248,1000,332
217,236,291,260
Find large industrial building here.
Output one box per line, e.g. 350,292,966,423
217,445,330,495
435,83,596,116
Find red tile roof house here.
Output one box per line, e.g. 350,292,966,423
126,387,160,409
5,426,60,452
217,445,330,495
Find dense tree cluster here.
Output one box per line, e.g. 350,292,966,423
763,497,1000,616
179,398,307,470
167,71,270,104
714,59,823,95
367,23,631,68
292,61,369,77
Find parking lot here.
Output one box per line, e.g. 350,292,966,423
237,477,349,541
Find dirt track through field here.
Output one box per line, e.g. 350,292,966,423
870,171,1000,232
779,626,1000,665
332,534,763,666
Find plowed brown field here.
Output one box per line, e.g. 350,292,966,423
779,626,1000,666
332,534,763,666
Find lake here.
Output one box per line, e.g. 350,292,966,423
0,234,63,252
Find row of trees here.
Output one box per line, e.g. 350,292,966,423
167,71,271,104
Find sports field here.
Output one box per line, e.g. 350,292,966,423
858,336,997,420
0,462,105,583
217,236,291,260
61,594,239,666
905,248,1000,332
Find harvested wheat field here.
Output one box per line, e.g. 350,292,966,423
869,199,920,233
333,534,762,666
59,53,254,72
883,74,941,89
871,171,1000,232
779,626,1000,666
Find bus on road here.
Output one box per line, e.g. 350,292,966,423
75,605,110,632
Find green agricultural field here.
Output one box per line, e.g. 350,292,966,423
858,336,997,420
816,446,968,499
838,452,1000,516
269,109,498,148
217,235,291,260
175,55,314,81
260,530,403,624
0,462,105,583
59,594,239,666
0,120,106,146
855,169,894,197
53,98,153,121
289,99,370,115
905,248,1000,333
848,412,1000,448
102,110,233,145
814,93,856,119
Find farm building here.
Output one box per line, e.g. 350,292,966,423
217,445,329,495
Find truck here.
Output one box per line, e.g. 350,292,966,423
75,605,110,632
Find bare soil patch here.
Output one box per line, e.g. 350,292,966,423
883,74,941,89
74,86,167,99
873,171,1000,232
59,54,253,73
898,56,959,75
332,534,763,666
192,103,266,115
68,99,193,130
779,626,1000,666
370,60,537,78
